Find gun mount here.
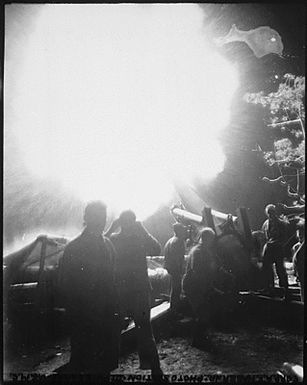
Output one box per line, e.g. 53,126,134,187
170,204,252,243
171,204,259,291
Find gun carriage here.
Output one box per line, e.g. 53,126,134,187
171,204,264,291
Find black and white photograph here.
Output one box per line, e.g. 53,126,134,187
3,2,305,383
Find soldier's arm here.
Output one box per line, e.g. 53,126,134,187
186,248,196,272
104,218,120,238
105,237,118,283
105,238,121,312
163,240,170,270
136,222,161,255
163,240,169,257
177,240,186,257
185,256,192,273
261,220,269,240
145,233,161,256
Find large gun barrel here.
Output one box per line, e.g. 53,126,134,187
171,207,203,225
170,205,238,234
210,208,238,223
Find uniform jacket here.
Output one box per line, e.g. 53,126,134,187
110,229,161,293
164,236,185,276
262,216,288,245
58,228,118,320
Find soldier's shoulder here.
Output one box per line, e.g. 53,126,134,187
262,219,269,228
164,237,172,247
172,236,183,246
166,236,180,249
64,234,83,253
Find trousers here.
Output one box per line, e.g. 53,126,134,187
169,273,182,311
120,289,161,371
67,310,120,375
262,242,288,290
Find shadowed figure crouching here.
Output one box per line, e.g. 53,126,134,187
183,227,235,349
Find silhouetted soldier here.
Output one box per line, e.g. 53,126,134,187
277,203,305,301
58,201,120,376
293,241,304,302
183,227,235,348
261,204,289,299
164,223,187,314
108,210,163,377
292,229,304,302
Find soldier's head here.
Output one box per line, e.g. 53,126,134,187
84,201,107,233
119,210,137,233
199,227,216,248
173,223,187,239
265,204,276,218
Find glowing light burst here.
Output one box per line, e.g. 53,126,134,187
10,4,238,219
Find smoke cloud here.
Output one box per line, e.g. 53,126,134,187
4,4,238,249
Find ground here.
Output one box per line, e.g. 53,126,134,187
114,324,303,376
4,316,303,381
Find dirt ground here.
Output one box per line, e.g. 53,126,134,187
114,322,303,376
4,317,303,381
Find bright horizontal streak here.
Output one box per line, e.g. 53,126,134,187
8,4,238,219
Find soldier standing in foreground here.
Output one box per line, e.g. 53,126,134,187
107,210,164,378
58,201,120,376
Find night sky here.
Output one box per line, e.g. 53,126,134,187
4,3,305,251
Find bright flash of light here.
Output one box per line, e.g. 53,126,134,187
7,4,238,219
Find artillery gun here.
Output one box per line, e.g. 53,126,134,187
170,204,261,291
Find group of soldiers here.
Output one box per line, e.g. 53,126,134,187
165,202,305,346
58,200,304,377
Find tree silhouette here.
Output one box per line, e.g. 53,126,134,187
245,74,305,209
